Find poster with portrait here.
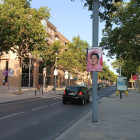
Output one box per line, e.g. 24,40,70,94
87,47,103,71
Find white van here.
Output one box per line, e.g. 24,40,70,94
77,82,87,87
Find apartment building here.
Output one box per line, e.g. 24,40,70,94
0,19,70,87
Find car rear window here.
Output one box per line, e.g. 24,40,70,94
65,86,80,92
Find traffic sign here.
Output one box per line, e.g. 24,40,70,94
65,71,68,75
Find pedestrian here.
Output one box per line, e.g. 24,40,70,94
3,79,5,86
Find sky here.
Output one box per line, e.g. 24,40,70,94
30,0,130,75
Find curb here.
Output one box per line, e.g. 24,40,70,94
0,97,41,105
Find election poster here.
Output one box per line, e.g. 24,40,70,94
87,47,103,71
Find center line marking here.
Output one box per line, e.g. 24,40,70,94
32,105,47,110
0,112,25,120
52,102,61,105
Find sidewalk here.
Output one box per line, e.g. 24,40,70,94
0,86,65,104
55,89,140,140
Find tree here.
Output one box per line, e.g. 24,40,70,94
100,0,140,73
35,40,63,68
101,0,140,58
98,61,117,83
0,0,50,93
57,36,89,75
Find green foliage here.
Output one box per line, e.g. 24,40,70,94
111,58,137,78
0,0,50,58
40,40,63,67
57,35,89,74
100,0,140,76
98,61,117,82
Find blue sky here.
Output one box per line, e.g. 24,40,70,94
31,0,130,75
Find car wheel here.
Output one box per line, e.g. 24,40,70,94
81,98,85,105
63,99,66,104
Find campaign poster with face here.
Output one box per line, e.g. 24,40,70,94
87,47,103,71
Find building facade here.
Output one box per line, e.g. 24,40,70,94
0,20,70,87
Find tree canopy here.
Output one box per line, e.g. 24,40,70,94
0,0,50,58
0,0,50,93
99,0,140,76
57,35,89,74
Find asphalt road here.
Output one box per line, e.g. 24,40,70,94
0,86,116,140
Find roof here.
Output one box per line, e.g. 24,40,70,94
46,19,57,30
56,31,71,43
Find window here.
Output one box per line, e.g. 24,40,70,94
66,86,80,92
55,37,59,40
39,62,43,74
38,75,43,85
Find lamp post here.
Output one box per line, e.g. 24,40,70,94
118,64,121,76
92,0,99,122
8,67,11,90
54,57,59,95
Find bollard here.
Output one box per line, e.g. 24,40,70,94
35,90,36,96
42,89,43,95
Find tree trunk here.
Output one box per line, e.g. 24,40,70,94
58,74,60,88
19,58,22,94
131,73,133,89
138,66,140,93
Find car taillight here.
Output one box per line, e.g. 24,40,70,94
79,91,82,95
63,91,66,95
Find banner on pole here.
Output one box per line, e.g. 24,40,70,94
9,70,14,76
87,47,103,71
3,70,8,76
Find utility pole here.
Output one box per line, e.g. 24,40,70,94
92,0,99,122
28,59,31,88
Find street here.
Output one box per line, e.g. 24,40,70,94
0,86,116,140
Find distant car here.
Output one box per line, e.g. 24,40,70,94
112,84,116,87
90,84,100,91
77,82,91,91
98,83,103,88
63,85,90,105
106,84,109,87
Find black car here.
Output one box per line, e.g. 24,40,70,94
63,85,90,105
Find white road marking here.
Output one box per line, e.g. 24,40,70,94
32,105,47,110
0,112,25,120
51,102,61,105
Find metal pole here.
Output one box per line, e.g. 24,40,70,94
120,65,121,76
44,76,45,89
54,57,57,95
28,59,31,87
8,68,11,90
92,0,99,122
55,75,56,94
89,72,91,88
8,72,9,90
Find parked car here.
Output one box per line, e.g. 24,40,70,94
89,84,100,91
112,84,116,87
63,85,90,105
98,83,103,88
77,82,91,91
106,84,109,87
